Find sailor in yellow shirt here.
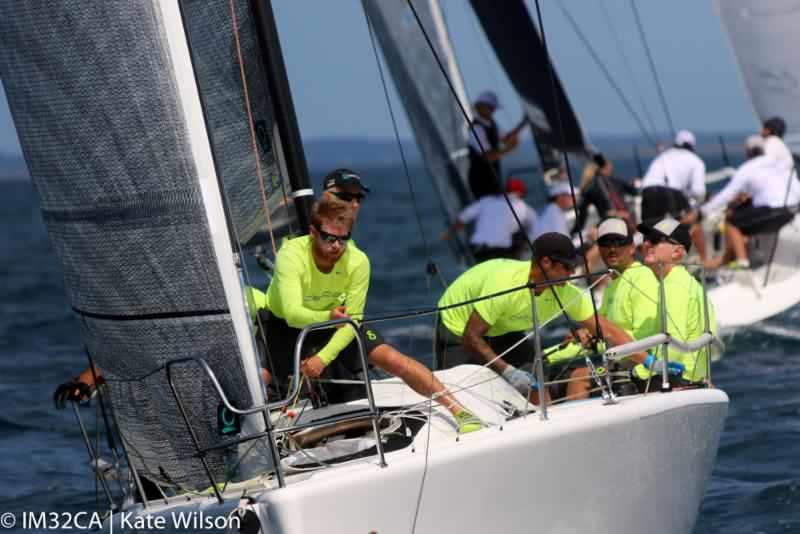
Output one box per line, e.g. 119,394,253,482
435,232,636,400
634,217,718,390
261,194,480,432
564,218,659,399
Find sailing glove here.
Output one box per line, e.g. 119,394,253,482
633,353,685,380
502,365,537,395
53,380,92,409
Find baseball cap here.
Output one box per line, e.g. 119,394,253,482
674,130,696,148
597,217,632,243
505,178,527,196
323,168,370,194
533,232,583,266
763,116,786,138
475,90,500,109
637,217,692,252
547,181,572,198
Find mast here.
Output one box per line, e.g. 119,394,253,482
250,0,313,234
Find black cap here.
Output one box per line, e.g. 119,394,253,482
592,152,607,167
323,168,370,194
637,218,692,252
533,232,583,266
763,117,786,138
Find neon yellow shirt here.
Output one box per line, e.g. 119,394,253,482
266,235,370,365
600,262,659,339
651,265,716,382
245,286,267,323
438,258,594,337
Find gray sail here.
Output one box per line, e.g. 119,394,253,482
470,0,590,171
181,0,298,247
0,1,268,491
715,0,800,155
361,0,474,252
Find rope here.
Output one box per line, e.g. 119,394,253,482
228,0,278,257
628,0,675,138
554,2,657,148
530,0,605,362
597,0,659,140
362,7,447,289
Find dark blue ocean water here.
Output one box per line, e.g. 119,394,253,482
1,159,799,533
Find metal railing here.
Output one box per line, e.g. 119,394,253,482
163,317,387,503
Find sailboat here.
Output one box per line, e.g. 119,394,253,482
707,0,800,330
0,1,727,533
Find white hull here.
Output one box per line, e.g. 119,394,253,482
709,215,800,330
109,366,728,534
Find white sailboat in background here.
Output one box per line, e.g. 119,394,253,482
0,1,727,533
709,0,800,330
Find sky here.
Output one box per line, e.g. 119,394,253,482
0,0,758,156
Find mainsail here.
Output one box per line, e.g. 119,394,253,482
469,0,590,171
715,0,800,155
361,0,474,257
0,1,277,491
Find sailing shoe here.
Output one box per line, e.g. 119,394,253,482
454,409,482,434
726,259,750,270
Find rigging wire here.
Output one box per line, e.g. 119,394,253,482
628,0,675,138
554,1,657,149
597,0,659,141
362,7,447,288
404,0,587,347
529,0,605,348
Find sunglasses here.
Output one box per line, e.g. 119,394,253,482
647,234,680,246
331,191,364,203
314,226,351,245
598,237,632,248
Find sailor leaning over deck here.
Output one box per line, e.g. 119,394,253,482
251,193,481,433
434,232,639,403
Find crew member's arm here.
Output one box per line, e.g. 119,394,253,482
441,201,480,240
315,259,370,366
701,165,749,216
690,160,707,204
462,311,508,373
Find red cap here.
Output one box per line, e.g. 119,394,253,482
505,178,527,196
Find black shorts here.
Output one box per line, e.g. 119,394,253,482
641,186,691,224
256,311,386,403
434,318,536,370
631,374,697,393
727,205,794,236
470,245,515,263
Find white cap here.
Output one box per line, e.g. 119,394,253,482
475,90,500,109
548,181,572,198
597,218,630,240
745,134,765,151
675,130,696,148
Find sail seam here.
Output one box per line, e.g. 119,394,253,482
40,190,204,223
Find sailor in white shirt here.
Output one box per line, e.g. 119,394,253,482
441,178,537,262
761,116,794,171
640,129,707,260
532,181,573,239
703,135,798,269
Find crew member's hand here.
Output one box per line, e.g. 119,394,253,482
329,305,349,328
301,355,326,379
501,365,537,395
53,380,92,409
564,328,595,350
